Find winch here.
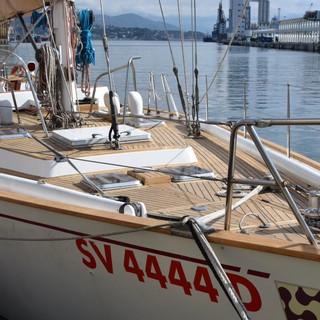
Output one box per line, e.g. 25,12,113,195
304,190,320,229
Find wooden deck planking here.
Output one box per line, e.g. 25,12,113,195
0,110,316,244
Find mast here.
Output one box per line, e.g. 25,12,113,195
52,0,77,112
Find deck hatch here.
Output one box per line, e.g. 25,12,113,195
161,165,215,182
52,125,151,147
82,173,142,190
0,127,30,140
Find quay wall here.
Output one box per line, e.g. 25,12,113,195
229,41,320,53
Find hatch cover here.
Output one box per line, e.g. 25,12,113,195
52,125,151,147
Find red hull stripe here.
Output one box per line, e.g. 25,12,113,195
0,212,271,279
247,269,271,279
0,212,207,264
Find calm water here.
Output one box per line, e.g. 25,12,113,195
2,40,320,160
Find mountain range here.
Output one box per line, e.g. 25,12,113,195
95,13,214,33
95,13,179,31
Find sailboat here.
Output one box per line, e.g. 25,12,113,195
0,1,320,319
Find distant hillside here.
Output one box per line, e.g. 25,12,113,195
95,13,179,31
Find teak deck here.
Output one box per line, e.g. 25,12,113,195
0,109,318,246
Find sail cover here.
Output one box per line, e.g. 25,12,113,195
0,0,51,22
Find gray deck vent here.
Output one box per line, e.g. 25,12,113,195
82,173,142,190
161,165,215,182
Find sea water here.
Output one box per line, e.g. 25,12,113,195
1,40,320,161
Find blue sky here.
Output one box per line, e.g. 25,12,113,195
76,0,318,32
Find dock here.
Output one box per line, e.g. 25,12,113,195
216,15,320,53
227,40,320,53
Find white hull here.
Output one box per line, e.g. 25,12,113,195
1,1,320,319
0,189,319,320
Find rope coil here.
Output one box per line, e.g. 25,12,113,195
76,9,96,96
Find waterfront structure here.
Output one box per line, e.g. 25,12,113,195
252,16,320,44
228,0,271,40
213,1,227,42
277,18,320,43
228,0,251,39
203,1,227,42
0,21,9,44
228,0,320,45
251,0,270,28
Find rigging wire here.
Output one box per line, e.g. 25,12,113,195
99,0,114,90
191,0,200,136
176,0,190,111
158,0,191,134
98,0,120,148
190,0,195,95
27,131,110,198
66,156,224,183
192,0,198,72
158,0,176,67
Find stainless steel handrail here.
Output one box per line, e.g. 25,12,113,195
224,118,320,246
241,79,293,156
0,49,49,137
122,56,141,123
89,56,141,115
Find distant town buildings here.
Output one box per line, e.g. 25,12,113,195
255,0,270,28
228,0,252,39
214,0,320,43
228,0,271,40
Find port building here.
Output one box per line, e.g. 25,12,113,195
0,21,9,44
